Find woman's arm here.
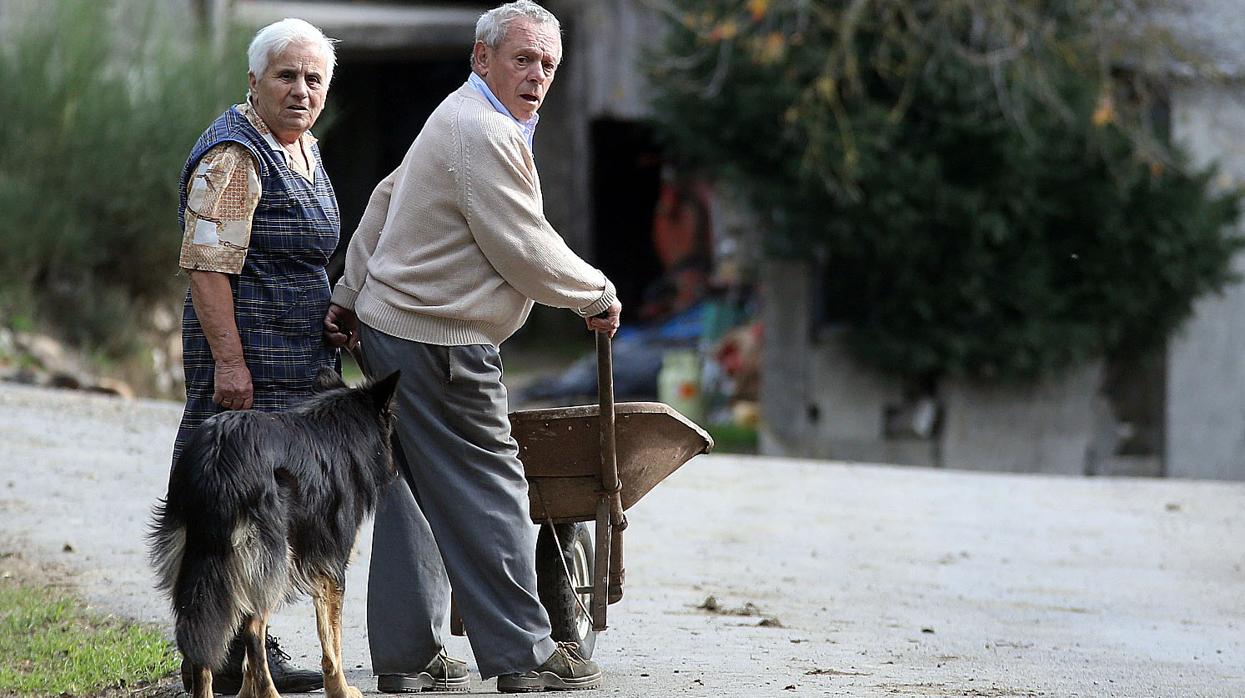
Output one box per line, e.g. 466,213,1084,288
180,143,261,411
189,270,253,410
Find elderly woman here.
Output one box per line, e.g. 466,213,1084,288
170,18,339,694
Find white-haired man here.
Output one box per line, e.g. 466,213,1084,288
171,17,340,694
324,0,616,693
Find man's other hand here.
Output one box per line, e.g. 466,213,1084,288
324,303,360,350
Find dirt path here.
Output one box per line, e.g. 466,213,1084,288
2,382,1243,697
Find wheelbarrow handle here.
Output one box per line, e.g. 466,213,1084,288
595,331,625,529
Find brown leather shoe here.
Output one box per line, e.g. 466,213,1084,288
496,642,602,692
376,650,470,693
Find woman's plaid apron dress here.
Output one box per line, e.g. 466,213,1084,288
172,107,340,464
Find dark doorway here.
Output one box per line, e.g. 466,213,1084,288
319,57,465,282
590,119,663,316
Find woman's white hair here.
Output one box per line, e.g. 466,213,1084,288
248,18,338,85
471,1,559,66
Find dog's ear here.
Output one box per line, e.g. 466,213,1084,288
313,366,346,392
368,370,402,411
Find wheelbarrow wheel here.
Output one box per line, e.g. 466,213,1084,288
535,522,597,659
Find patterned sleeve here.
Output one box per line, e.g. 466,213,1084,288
178,143,261,274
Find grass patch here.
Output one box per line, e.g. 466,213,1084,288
706,423,759,454
0,568,178,696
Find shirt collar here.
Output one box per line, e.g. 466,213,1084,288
468,72,539,149
237,98,319,175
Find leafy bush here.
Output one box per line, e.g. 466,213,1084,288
0,0,246,356
648,0,1244,384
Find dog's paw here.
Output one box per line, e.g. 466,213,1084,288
328,685,363,698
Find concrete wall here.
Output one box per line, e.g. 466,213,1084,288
759,261,1102,474
1166,81,1245,480
940,365,1101,475
563,0,663,121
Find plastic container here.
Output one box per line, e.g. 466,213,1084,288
658,349,704,425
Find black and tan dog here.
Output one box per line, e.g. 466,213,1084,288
149,368,400,698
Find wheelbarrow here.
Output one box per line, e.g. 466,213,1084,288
450,331,714,658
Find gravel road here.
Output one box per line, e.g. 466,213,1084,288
2,382,1243,697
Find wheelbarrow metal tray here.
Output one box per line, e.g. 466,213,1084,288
512,401,713,524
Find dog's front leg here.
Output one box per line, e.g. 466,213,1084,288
190,664,213,698
313,577,361,698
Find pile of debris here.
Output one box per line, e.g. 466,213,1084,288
0,328,134,398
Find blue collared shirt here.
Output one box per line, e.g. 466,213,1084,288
468,72,539,150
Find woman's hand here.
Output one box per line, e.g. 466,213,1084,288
214,357,253,410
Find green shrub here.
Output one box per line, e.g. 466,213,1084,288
0,0,246,356
648,0,1244,384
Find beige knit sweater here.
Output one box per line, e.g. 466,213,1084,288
331,83,616,347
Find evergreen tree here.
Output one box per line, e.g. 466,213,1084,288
648,0,1243,384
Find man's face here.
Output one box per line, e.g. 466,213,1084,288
474,18,561,122
248,41,329,144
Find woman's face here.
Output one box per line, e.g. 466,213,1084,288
248,41,328,144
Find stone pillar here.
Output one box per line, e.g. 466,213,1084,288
1166,81,1245,480
758,262,931,464
758,260,813,456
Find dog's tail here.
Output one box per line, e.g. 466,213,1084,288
149,500,242,669
148,417,288,670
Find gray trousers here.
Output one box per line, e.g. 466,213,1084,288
360,324,556,679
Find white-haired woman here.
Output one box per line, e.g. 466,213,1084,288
169,18,339,694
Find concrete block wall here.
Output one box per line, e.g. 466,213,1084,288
940,364,1101,475
1166,81,1245,480
759,261,1100,475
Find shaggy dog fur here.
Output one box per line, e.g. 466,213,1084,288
149,368,399,698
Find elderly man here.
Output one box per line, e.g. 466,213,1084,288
171,17,341,694
324,1,618,693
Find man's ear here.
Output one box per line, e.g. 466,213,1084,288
472,40,490,75
247,71,258,94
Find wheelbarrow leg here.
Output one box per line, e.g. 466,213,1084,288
608,529,624,605
592,497,611,631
